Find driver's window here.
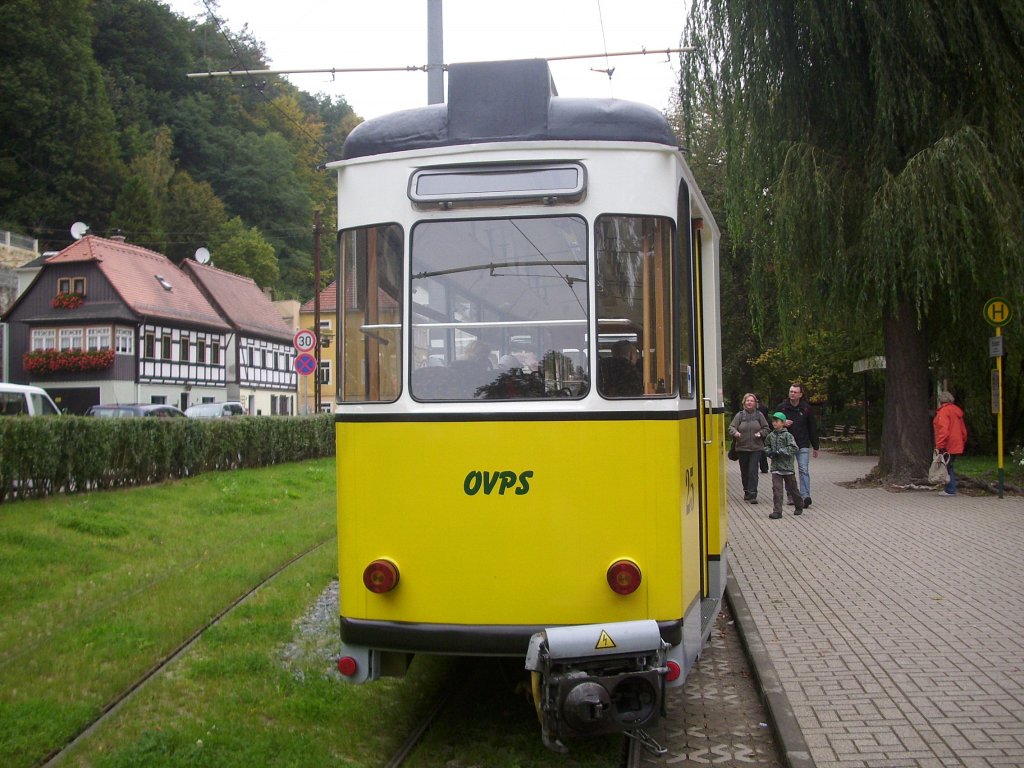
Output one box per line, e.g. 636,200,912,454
339,223,403,403
595,216,675,398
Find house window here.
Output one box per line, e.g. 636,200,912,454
144,332,155,358
116,328,134,355
196,339,206,364
57,277,87,295
179,337,190,362
86,327,111,351
320,359,331,385
31,329,56,351
59,328,84,351
211,340,221,365
161,336,172,359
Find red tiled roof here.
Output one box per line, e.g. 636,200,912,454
300,281,338,313
47,236,230,330
182,260,293,342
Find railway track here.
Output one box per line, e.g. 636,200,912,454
39,537,334,767
35,551,779,768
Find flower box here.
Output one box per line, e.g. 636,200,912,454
52,292,85,309
23,349,115,376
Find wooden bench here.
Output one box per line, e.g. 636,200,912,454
822,425,846,450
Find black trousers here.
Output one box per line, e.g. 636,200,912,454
738,450,762,496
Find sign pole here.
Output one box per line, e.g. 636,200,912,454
996,326,1004,499
983,298,1011,499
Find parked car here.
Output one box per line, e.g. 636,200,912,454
85,404,185,418
0,383,61,416
184,401,245,419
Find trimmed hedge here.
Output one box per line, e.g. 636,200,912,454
0,414,335,503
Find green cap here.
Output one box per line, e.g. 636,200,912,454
771,412,787,421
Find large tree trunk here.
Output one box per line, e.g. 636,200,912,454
878,297,933,483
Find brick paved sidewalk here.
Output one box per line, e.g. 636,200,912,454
726,451,1024,767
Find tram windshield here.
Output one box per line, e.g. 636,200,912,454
410,216,589,401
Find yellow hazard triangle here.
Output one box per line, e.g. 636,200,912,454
595,630,617,650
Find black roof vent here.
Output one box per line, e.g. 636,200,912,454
448,59,555,142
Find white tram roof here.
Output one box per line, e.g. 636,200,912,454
338,59,679,161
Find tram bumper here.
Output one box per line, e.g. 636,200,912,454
525,619,667,752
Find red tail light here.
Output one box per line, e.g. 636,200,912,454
606,559,642,595
665,660,682,682
337,656,358,677
363,559,400,593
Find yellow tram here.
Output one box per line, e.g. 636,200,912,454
330,59,726,751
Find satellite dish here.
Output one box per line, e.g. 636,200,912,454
194,247,211,264
70,222,90,240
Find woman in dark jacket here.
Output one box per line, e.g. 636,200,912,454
730,393,770,502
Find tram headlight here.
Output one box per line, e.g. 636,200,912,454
363,559,400,593
606,559,642,595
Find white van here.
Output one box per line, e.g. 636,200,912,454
0,383,61,416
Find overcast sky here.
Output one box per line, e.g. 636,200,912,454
166,0,691,120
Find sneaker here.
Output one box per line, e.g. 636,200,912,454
803,497,812,508
769,511,782,519
786,499,795,506
939,491,956,497
794,508,803,516
749,497,758,504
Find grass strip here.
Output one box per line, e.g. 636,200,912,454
59,545,456,768
0,459,335,767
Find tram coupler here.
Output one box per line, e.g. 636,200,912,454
525,619,668,752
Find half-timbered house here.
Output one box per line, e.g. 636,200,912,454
182,260,296,415
2,235,295,414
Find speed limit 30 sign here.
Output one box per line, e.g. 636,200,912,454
294,328,317,353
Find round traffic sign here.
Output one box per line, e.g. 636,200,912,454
294,329,317,352
983,298,1012,328
294,352,318,376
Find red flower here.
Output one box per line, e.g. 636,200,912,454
52,292,85,309
23,349,115,376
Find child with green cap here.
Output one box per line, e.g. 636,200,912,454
764,412,804,519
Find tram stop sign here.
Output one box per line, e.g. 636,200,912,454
294,352,317,376
983,297,1012,328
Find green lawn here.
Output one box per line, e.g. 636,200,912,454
0,458,624,767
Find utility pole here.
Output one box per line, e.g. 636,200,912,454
313,210,322,413
427,0,443,104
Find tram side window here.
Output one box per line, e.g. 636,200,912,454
340,224,403,402
409,216,589,401
595,216,675,398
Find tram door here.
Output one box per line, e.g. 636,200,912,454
681,185,717,604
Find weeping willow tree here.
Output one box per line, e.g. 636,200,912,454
681,2,1024,482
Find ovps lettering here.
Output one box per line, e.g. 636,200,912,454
464,470,533,496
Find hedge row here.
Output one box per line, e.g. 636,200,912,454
0,414,335,503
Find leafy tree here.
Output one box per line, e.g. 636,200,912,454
163,170,228,263
0,0,123,244
111,174,166,253
210,216,279,288
683,1,1024,481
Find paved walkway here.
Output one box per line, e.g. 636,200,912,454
726,450,1024,768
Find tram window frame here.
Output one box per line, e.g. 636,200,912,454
339,223,404,403
408,215,590,402
677,182,697,400
595,215,677,399
408,163,586,208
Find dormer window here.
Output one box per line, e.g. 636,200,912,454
155,275,173,291
57,277,87,295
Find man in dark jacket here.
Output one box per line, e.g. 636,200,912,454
775,382,819,506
